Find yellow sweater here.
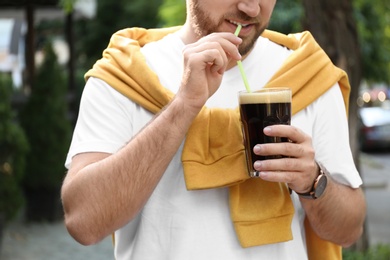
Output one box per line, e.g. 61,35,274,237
86,26,350,259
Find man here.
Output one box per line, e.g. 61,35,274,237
61,0,366,259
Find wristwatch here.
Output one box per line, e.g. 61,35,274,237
296,162,328,199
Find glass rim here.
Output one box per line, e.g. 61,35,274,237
238,87,291,95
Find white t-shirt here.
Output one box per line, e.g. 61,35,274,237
65,32,362,260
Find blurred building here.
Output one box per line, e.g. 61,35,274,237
0,0,96,89
0,17,25,88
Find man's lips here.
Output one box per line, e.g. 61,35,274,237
229,20,250,27
227,20,253,35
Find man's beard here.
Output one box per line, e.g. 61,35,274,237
190,1,267,56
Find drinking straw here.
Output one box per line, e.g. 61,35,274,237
234,24,251,92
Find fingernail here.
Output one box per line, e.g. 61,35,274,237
253,145,261,153
264,127,271,133
254,161,262,168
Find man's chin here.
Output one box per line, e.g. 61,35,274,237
239,38,258,56
239,28,266,55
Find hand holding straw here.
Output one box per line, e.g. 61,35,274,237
234,24,251,93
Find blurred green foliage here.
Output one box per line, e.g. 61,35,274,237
74,0,163,71
58,0,76,13
0,74,29,222
354,0,390,84
268,1,303,34
20,41,71,190
343,244,390,260
158,0,186,27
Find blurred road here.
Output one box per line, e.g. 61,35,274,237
0,220,113,260
0,152,389,260
360,151,390,245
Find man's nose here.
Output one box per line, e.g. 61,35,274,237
237,0,260,18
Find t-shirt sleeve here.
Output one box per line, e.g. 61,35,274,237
64,77,136,169
311,84,363,188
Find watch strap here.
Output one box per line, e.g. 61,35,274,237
296,162,327,199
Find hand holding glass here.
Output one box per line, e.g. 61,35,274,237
238,88,292,178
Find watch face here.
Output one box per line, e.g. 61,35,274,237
314,174,327,198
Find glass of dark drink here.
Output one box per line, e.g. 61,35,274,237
238,88,292,178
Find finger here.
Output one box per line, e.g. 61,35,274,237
254,158,313,191
251,162,297,185
254,157,302,173
263,125,306,144
253,142,306,158
186,47,227,74
196,32,242,49
254,158,318,193
185,34,242,60
256,169,311,193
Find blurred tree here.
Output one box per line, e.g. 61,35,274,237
0,74,29,223
301,0,370,252
20,42,72,222
59,0,76,13
268,1,303,34
159,0,186,27
354,0,390,84
270,0,390,85
68,0,164,118
76,0,163,71
302,0,361,151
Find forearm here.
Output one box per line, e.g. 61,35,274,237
62,97,199,245
300,174,366,247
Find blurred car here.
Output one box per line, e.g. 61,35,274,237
359,105,390,151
